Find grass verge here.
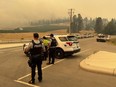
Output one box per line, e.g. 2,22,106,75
109,38,116,45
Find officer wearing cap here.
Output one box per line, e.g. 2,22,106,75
25,33,45,84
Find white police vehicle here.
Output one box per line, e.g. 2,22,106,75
23,34,81,59
45,34,81,58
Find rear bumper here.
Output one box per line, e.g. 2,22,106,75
65,48,81,54
97,38,106,42
74,48,81,53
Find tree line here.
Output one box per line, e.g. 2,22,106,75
29,14,116,35
70,14,116,35
29,18,69,26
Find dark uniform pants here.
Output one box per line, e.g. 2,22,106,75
31,57,42,81
49,48,55,64
44,46,48,60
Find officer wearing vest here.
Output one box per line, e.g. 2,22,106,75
25,33,45,84
47,34,57,64
42,36,50,60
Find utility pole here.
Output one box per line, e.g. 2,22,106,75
68,9,74,35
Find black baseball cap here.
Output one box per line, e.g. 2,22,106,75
33,33,39,38
50,34,54,37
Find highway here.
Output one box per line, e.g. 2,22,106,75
0,37,116,87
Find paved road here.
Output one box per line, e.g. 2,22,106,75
0,37,116,87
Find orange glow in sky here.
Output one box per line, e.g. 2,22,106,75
0,0,116,29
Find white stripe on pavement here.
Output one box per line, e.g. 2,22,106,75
14,49,89,87
15,59,65,87
14,80,39,87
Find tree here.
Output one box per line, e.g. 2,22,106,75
95,17,103,33
70,15,78,33
83,17,88,29
104,19,116,35
77,14,84,32
83,17,96,30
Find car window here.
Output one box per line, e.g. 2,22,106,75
59,37,68,41
67,36,77,41
98,36,105,38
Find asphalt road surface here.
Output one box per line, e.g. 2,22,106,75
0,37,116,87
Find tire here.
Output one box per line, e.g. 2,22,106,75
54,48,64,59
96,39,99,42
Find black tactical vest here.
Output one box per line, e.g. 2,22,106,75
50,37,57,47
30,40,43,56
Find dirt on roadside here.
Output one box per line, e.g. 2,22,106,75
0,30,67,41
0,29,95,41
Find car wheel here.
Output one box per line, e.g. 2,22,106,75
55,48,64,59
96,39,99,42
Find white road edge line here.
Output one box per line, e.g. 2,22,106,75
14,49,90,87
14,80,39,87
17,59,65,81
14,59,65,87
74,49,91,55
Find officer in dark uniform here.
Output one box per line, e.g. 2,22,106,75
25,33,45,84
47,34,57,64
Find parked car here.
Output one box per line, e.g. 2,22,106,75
76,34,82,39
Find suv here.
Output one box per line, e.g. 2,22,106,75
96,34,110,42
23,34,81,59
45,34,81,58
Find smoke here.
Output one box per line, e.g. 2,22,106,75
0,0,74,29
0,0,116,29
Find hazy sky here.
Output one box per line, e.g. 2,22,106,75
0,0,116,29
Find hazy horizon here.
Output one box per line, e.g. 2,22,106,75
0,0,116,29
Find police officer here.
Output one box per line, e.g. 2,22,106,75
25,33,45,84
42,36,50,60
47,34,57,64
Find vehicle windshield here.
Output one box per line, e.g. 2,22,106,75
67,36,78,41
98,35,105,38
59,37,68,41
58,36,78,42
